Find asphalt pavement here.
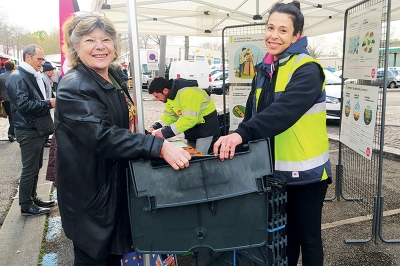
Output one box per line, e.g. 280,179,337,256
0,91,399,266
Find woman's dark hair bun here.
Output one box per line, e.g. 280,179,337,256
289,0,301,10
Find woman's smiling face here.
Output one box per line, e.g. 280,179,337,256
74,28,115,76
264,12,300,61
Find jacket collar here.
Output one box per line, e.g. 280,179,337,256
75,63,115,90
75,63,133,103
17,66,44,100
167,78,199,100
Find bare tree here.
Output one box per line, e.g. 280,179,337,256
329,35,344,57
198,39,222,51
307,36,328,58
7,25,28,58
148,35,161,46
389,23,400,46
139,35,157,49
120,34,130,57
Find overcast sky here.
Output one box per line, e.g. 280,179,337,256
0,0,92,32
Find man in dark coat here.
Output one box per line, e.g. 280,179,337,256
6,44,56,216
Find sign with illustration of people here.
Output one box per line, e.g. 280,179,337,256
339,83,379,160
228,34,267,83
343,1,383,80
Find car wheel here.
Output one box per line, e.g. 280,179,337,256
389,82,396,89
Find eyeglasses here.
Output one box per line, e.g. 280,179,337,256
72,11,105,31
31,56,46,63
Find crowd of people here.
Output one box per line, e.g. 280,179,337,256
0,1,332,265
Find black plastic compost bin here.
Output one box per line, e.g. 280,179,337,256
127,139,274,254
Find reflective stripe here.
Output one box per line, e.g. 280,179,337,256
286,54,311,82
275,151,330,171
170,123,181,135
279,56,291,65
163,110,175,116
182,110,199,117
304,102,326,115
274,162,330,184
158,120,167,127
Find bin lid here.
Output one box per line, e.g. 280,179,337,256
128,139,273,210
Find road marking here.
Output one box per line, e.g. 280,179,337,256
322,208,400,230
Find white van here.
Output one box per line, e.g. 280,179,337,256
168,60,212,90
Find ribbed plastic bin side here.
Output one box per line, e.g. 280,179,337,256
217,110,230,136
193,177,288,266
127,140,274,254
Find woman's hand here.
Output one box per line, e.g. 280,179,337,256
153,129,165,138
213,133,243,161
161,141,191,170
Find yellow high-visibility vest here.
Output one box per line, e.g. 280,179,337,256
255,54,331,185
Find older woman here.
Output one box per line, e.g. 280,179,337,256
55,13,191,265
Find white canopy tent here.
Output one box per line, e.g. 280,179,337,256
91,0,400,37
89,0,399,134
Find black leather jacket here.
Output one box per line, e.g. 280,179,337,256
55,63,164,259
5,67,52,130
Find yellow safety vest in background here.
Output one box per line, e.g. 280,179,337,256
159,86,216,136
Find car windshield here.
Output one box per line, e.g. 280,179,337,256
212,71,228,81
324,70,342,85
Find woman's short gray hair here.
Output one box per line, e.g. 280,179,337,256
62,14,121,68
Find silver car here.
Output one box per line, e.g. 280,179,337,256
375,69,397,89
344,69,398,89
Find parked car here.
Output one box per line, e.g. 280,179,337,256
209,63,228,71
211,71,229,82
343,69,397,89
210,69,222,76
387,68,400,86
375,69,397,88
324,70,342,120
332,69,346,80
388,66,400,74
208,72,229,95
210,78,230,95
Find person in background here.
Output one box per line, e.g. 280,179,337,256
52,67,62,92
148,77,219,155
6,44,56,216
213,1,331,265
0,60,16,142
56,13,191,265
42,61,55,99
122,65,128,77
0,63,5,74
42,61,56,147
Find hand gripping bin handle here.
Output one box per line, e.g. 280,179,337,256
127,139,276,253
